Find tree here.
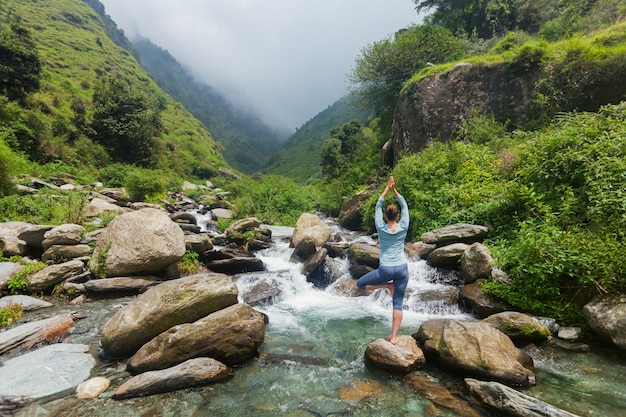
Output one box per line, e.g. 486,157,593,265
90,76,163,167
413,0,560,38
349,24,462,133
0,24,42,101
320,121,366,178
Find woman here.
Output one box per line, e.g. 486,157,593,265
357,176,410,345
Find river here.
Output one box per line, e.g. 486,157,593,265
11,224,626,417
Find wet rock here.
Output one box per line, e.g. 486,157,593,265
327,276,368,297
364,335,425,373
460,278,510,318
75,377,111,399
404,374,488,417
170,211,197,225
240,278,281,307
127,303,265,372
414,319,536,387
304,250,335,289
0,314,74,355
100,273,238,358
465,378,581,417
426,243,468,269
481,312,551,346
349,263,373,279
88,208,186,277
292,236,317,262
338,378,382,401
28,259,85,293
421,224,489,246
0,295,53,311
291,213,331,248
323,241,349,258
348,242,380,269
0,344,95,403
583,295,626,350
204,257,265,275
460,243,494,284
114,358,231,400
185,233,213,253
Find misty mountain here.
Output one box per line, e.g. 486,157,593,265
262,96,372,182
131,37,289,174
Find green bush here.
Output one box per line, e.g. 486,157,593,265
0,304,23,327
99,163,135,187
6,261,47,294
124,169,168,202
229,174,317,226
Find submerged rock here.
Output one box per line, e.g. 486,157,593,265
114,358,232,400
0,344,95,403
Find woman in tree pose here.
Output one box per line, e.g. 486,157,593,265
357,176,410,345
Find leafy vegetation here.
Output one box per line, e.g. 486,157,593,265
6,261,47,294
349,24,463,133
0,303,22,327
178,250,200,276
261,96,372,182
0,0,229,179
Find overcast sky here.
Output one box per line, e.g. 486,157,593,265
99,0,422,132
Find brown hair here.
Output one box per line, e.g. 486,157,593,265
385,204,399,222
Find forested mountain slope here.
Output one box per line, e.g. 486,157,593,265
262,96,372,182
0,0,228,176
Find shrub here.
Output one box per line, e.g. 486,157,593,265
124,169,168,202
178,250,200,276
0,304,23,327
6,261,47,294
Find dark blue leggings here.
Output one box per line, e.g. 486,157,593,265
357,264,409,311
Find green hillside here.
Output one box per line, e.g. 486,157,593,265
132,36,287,174
0,0,228,176
262,96,372,182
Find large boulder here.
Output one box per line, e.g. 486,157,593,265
426,243,469,269
421,224,489,247
460,279,510,318
583,295,626,350
84,197,127,217
17,225,54,249
460,243,494,284
290,213,331,248
100,273,238,358
0,295,53,311
338,184,377,231
348,242,380,269
83,277,161,295
414,319,536,387
481,312,551,346
41,244,93,263
88,208,186,277
127,303,265,373
114,358,232,400
364,336,425,373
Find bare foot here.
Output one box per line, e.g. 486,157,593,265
385,337,398,345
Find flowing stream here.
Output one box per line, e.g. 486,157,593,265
12,224,626,417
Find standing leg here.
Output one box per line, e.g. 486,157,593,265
389,310,403,345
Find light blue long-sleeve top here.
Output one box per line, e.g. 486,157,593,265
375,195,409,266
